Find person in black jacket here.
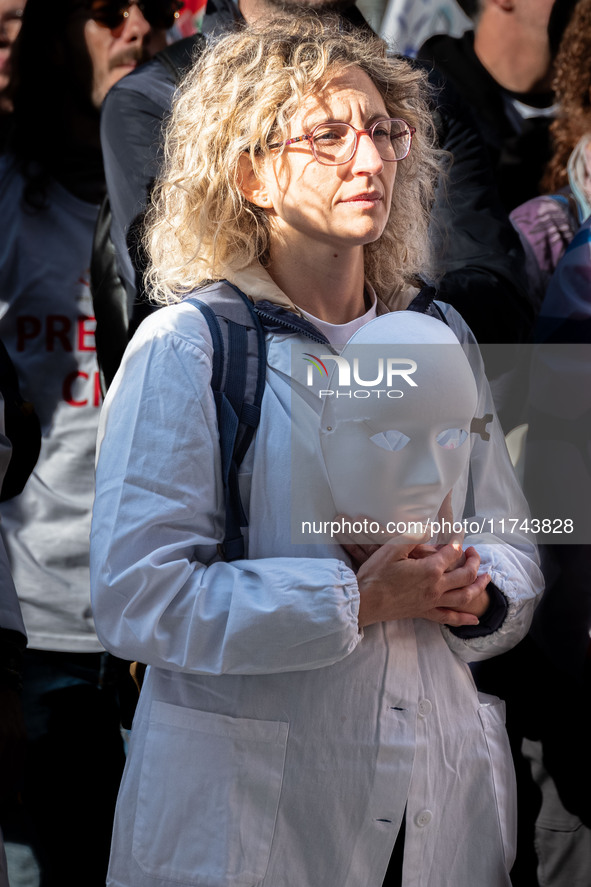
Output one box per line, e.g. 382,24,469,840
419,0,580,212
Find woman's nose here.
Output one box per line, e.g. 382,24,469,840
350,132,384,175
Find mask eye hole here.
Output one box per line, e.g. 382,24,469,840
370,430,410,452
436,428,468,450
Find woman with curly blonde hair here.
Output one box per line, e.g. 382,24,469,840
146,17,440,307
91,15,541,887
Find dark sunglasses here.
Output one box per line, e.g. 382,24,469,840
85,0,183,30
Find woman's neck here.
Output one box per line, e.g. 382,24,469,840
266,241,367,324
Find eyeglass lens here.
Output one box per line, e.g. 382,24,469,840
311,120,411,165
88,0,181,30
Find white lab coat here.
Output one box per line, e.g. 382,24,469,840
90,286,543,887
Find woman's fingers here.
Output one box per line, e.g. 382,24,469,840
357,540,491,627
428,571,491,623
436,571,490,609
439,545,481,590
424,607,480,626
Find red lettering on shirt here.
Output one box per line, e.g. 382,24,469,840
62,370,102,408
77,315,96,352
46,315,73,352
94,371,102,408
16,316,42,351
63,370,88,406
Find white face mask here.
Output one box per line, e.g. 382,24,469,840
319,313,479,534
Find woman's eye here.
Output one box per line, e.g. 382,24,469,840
370,430,410,452
436,428,468,450
313,131,342,143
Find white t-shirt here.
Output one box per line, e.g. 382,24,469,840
298,287,378,344
0,157,102,651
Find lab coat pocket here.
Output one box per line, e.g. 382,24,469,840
133,701,289,887
478,693,517,869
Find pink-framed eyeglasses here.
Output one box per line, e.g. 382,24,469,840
267,118,416,166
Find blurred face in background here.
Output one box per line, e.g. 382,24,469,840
0,0,25,104
66,0,171,109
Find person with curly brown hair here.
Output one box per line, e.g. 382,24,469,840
541,0,591,200
511,0,591,308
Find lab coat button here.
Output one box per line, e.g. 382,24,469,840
417,699,432,717
415,810,433,828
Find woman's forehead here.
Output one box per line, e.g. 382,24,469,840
294,66,388,125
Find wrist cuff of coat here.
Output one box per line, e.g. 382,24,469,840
448,582,508,639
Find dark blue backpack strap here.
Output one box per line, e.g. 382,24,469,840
407,285,450,326
186,281,267,561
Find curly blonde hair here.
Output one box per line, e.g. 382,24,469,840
146,14,442,307
542,0,591,193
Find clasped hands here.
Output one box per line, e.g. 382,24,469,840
341,522,490,630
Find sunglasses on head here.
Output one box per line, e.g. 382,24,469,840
86,0,183,30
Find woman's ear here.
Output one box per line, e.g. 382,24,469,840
237,152,271,209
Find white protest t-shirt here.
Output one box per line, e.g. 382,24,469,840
0,157,102,651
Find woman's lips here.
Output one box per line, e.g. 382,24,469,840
342,192,382,204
